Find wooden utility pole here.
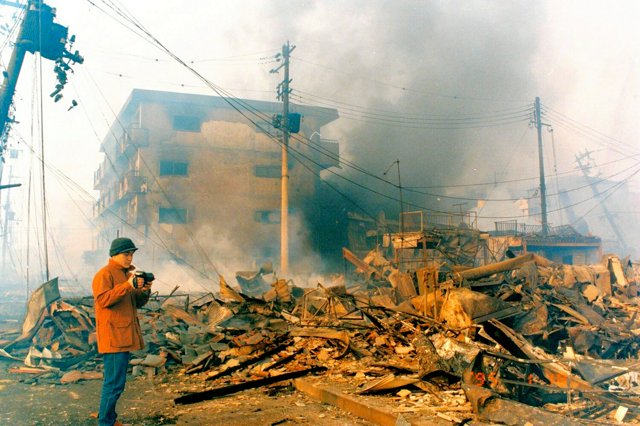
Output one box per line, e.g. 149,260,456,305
534,97,549,235
271,41,295,275
384,160,404,269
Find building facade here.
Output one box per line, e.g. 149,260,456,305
91,89,339,275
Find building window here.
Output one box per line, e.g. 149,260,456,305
159,207,188,224
254,165,280,178
160,160,189,176
173,115,201,132
254,210,280,224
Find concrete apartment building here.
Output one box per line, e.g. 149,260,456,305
92,89,339,274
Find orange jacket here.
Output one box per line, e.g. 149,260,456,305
92,259,150,353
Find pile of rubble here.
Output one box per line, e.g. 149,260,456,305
2,250,640,424
0,278,97,380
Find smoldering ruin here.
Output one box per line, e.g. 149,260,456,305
1,1,640,425
3,244,640,425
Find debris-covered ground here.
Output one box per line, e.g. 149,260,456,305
0,350,373,425
2,249,640,425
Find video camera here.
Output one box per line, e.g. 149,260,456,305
133,271,155,288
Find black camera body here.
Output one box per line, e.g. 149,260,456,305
134,271,155,287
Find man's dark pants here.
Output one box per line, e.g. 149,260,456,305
99,351,130,426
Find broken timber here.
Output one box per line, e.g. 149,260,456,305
458,253,551,281
295,378,410,426
204,340,291,381
175,366,327,404
342,247,382,280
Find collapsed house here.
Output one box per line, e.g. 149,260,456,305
1,249,640,425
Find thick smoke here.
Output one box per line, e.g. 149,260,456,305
275,1,548,222
3,1,637,297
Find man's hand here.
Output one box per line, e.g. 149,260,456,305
128,274,144,289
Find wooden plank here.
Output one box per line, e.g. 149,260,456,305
204,340,290,381
550,303,590,326
458,253,551,281
295,378,406,426
176,366,327,404
342,247,382,279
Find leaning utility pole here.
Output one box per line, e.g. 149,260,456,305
0,0,82,194
270,41,295,275
575,150,629,254
534,97,549,235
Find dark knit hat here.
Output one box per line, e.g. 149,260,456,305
109,237,138,257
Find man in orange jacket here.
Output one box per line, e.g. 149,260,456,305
93,237,152,426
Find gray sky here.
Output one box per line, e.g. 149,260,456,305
1,0,639,288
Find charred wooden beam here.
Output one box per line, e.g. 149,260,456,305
295,378,404,426
175,366,327,404
264,348,302,371
205,339,290,381
342,247,382,279
458,253,551,281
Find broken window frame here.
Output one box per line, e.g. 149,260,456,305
159,160,189,176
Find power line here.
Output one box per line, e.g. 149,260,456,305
292,55,532,104
572,167,640,227
14,128,216,294
542,105,640,156
293,88,533,121
78,68,220,291
292,92,533,130
401,159,640,202
77,0,542,223
405,151,640,190
84,0,640,228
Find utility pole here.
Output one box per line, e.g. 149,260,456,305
534,97,549,235
0,4,29,189
384,160,404,269
270,41,295,275
0,0,83,188
1,164,15,272
575,150,629,254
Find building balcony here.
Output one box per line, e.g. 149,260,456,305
118,126,150,158
117,171,148,200
94,172,147,217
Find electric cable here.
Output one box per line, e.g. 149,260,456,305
291,55,533,104
405,152,640,189
542,103,637,151
293,89,534,122
84,0,640,230
542,105,640,156
292,92,533,130
73,88,219,292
